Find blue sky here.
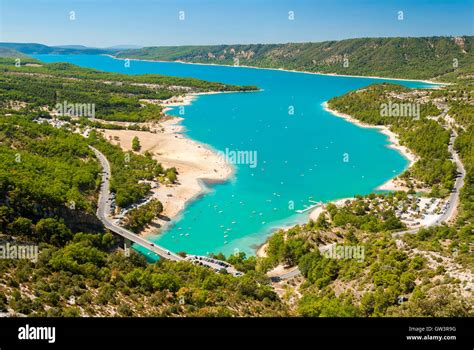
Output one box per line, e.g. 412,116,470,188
0,0,473,47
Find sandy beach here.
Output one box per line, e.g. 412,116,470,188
159,91,243,113
321,101,418,192
160,95,197,113
308,197,354,221
100,116,233,236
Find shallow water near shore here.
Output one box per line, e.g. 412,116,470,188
34,54,435,257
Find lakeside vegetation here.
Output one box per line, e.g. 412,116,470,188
0,233,287,316
328,83,456,196
0,57,257,92
116,36,474,82
0,114,99,210
124,199,163,233
89,132,166,208
0,42,112,55
0,58,256,123
256,195,472,317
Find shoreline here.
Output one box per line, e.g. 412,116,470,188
321,101,418,192
105,54,445,86
100,113,235,237
160,90,260,112
256,101,422,259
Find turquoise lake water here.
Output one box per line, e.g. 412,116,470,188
34,54,435,257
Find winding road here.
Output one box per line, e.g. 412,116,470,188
90,146,241,275
392,127,465,237
436,129,465,223
90,146,184,261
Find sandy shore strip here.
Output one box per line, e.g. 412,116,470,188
160,90,255,112
308,197,355,221
100,117,234,236
321,101,418,192
160,95,198,113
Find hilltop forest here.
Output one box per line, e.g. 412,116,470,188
115,36,474,83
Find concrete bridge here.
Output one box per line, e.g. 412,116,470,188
89,146,240,275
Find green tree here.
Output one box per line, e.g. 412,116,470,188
34,218,72,246
315,213,330,229
8,217,33,237
165,168,177,184
132,136,141,151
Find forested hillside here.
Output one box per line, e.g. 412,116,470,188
0,58,256,122
116,36,474,82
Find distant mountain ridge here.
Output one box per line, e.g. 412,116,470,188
0,42,113,55
106,44,144,50
0,47,27,58
0,42,143,55
114,36,474,82
52,45,94,50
